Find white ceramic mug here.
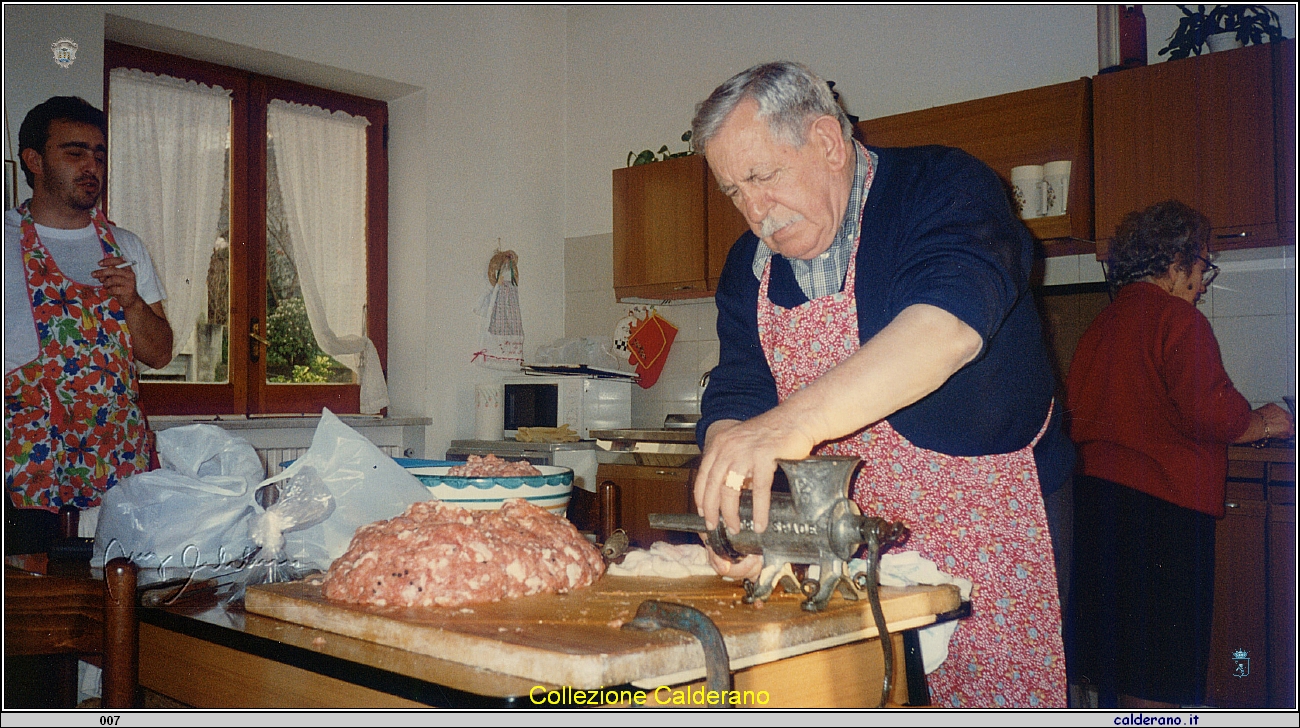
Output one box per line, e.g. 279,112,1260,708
1010,165,1047,220
1043,160,1072,217
474,383,504,440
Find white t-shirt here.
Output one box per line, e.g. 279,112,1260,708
4,208,166,373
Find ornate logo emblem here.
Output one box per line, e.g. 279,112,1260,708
1232,648,1250,678
51,38,78,69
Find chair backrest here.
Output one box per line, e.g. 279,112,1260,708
4,557,139,708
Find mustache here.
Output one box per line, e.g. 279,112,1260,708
760,213,803,239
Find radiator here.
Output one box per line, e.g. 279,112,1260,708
256,445,401,477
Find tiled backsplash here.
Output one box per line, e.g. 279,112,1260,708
567,237,1297,425
1042,248,1297,408
563,232,718,428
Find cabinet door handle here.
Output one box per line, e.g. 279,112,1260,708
1226,501,1240,508
1216,231,1251,239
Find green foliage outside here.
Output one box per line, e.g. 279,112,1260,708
262,140,352,385
265,296,352,384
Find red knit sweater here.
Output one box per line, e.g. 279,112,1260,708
1066,282,1252,518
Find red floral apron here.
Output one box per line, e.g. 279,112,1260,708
4,201,151,511
756,228,1067,708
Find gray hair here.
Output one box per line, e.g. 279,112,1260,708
1107,199,1211,289
691,61,853,156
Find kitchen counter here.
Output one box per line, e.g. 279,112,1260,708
149,414,433,430
148,415,432,459
589,428,700,444
134,573,959,708
1228,441,1295,466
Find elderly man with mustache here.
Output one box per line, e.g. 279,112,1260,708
692,62,1073,708
5,96,172,553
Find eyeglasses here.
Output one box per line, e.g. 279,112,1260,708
1195,253,1220,286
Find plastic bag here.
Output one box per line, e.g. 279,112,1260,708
93,424,262,572
249,465,336,582
258,408,431,573
250,465,335,556
532,336,626,372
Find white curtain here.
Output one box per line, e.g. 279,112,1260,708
107,68,231,361
267,99,388,413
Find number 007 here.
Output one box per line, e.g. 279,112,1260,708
100,717,120,726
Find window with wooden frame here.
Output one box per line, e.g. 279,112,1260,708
103,41,388,416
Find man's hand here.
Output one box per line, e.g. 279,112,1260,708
93,256,173,370
693,414,818,536
91,256,143,309
694,304,983,556
704,546,764,582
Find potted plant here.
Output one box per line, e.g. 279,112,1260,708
1159,5,1285,60
627,131,693,167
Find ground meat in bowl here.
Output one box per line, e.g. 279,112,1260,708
446,453,541,477
321,499,604,608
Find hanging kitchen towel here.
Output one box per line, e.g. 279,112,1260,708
471,250,524,371
626,309,677,388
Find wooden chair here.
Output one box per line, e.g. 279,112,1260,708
4,549,139,707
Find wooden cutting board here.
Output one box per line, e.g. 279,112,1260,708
246,576,960,689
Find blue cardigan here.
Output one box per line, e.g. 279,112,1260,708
697,145,1074,496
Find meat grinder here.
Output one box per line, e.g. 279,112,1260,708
648,455,908,612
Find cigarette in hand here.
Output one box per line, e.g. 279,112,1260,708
115,261,135,269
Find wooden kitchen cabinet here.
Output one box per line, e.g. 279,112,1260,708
858,78,1095,255
1207,474,1268,707
612,154,748,301
595,462,696,548
1207,446,1297,708
1266,461,1295,708
1094,42,1287,252
1273,40,1296,242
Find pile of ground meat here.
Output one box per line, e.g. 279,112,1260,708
321,499,604,608
446,453,541,477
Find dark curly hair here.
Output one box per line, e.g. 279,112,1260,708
1106,200,1211,290
18,96,107,188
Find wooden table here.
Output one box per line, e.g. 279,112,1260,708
138,576,960,708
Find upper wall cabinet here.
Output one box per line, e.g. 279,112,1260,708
1273,39,1295,243
858,78,1095,256
1094,41,1293,252
612,154,748,301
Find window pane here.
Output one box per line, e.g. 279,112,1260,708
137,144,230,383
264,131,355,385
107,68,232,384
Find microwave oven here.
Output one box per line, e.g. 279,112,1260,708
502,375,631,440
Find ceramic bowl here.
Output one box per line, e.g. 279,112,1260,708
407,465,573,516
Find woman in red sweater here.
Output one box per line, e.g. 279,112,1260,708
1066,200,1292,708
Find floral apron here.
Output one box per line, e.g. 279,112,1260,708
756,234,1067,708
4,201,151,511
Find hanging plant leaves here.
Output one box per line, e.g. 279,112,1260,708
1160,4,1284,60
626,131,695,166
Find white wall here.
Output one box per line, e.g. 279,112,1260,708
562,3,1296,237
563,5,1103,238
4,5,569,459
562,5,1298,417
560,6,1102,422
3,4,105,202
5,5,1296,453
